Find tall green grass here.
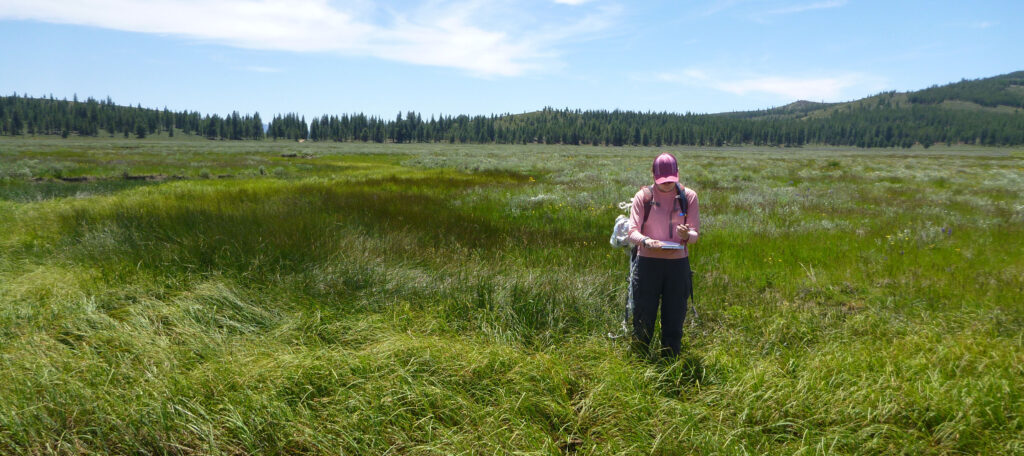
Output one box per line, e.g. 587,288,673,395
0,137,1021,454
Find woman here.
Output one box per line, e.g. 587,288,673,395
627,152,700,357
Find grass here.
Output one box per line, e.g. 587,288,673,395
0,137,1022,454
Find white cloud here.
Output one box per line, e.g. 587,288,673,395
553,0,592,5
0,0,612,77
970,21,997,29
655,69,885,101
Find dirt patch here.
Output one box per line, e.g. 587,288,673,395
57,176,97,182
124,174,169,181
842,301,866,313
32,174,202,184
557,437,583,453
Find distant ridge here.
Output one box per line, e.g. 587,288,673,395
2,71,1023,147
718,100,839,120
721,71,1024,121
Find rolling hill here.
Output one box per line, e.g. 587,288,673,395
728,71,1024,120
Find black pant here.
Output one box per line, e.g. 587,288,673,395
632,256,690,357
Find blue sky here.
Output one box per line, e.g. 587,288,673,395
0,0,1020,119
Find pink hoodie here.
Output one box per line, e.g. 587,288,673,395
627,185,700,259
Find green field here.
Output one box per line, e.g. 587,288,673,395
1,137,1022,454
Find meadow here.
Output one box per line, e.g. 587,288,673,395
0,136,1021,455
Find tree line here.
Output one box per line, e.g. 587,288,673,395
2,70,1023,147
307,102,1023,147
0,94,271,140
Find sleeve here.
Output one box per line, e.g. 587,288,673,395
627,188,648,246
684,189,700,244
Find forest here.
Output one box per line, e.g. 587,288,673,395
2,71,1022,147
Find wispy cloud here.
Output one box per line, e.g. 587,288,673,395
553,0,592,5
0,0,615,77
765,0,847,16
653,68,885,101
700,0,756,16
970,20,997,29
701,0,847,20
241,66,283,73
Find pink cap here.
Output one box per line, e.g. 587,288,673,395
652,153,679,184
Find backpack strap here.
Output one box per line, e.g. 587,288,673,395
642,183,689,231
675,183,687,221
640,185,655,232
